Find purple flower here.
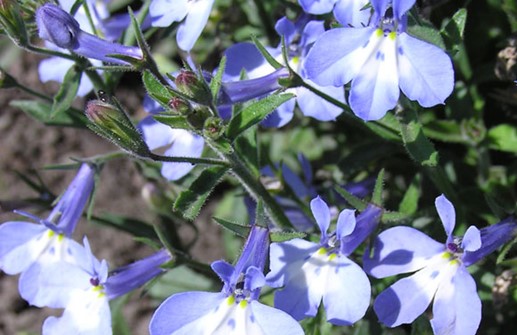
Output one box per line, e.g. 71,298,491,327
150,225,304,335
266,196,382,325
299,0,371,27
138,96,205,181
149,0,214,52
36,3,143,65
0,164,94,307
364,195,517,334
304,0,454,120
222,15,345,127
40,238,171,335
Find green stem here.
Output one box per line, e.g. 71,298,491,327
149,152,230,167
17,84,53,102
26,45,76,61
206,138,293,229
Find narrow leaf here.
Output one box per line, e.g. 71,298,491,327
398,174,421,215
10,100,87,127
372,169,385,206
153,114,191,130
143,70,173,107
213,217,250,237
51,65,81,118
174,166,229,220
270,231,306,242
226,93,294,140
399,109,439,167
210,56,226,100
251,35,283,69
334,186,367,211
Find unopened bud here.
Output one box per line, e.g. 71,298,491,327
168,97,192,115
203,117,225,139
85,97,150,157
175,70,212,106
186,106,211,130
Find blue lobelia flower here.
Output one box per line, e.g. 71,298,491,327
0,164,94,307
149,225,304,335
138,95,205,181
299,0,371,27
304,0,454,121
149,0,214,52
36,3,143,65
266,196,382,325
364,194,517,335
40,238,171,335
222,15,345,127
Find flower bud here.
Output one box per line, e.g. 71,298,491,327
85,97,150,157
175,70,213,106
168,97,192,115
203,116,225,139
186,106,212,130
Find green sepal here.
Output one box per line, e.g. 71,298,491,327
174,166,229,220
440,8,467,52
334,186,367,211
51,64,81,119
226,93,295,140
10,100,87,127
399,109,439,167
210,56,226,101
372,169,385,207
270,231,306,243
398,174,421,215
213,217,250,238
0,0,28,46
487,124,517,153
251,35,283,69
153,114,191,130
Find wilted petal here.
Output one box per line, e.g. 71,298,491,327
322,255,370,325
349,32,400,120
435,194,456,240
374,255,449,327
364,226,444,278
397,33,454,107
431,264,481,335
305,27,377,87
177,0,214,51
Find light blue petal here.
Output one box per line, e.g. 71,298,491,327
160,130,205,180
20,261,90,308
0,222,47,274
176,0,214,51
149,291,226,334
223,43,270,80
304,27,376,87
431,265,481,335
374,258,447,327
392,0,416,20
310,196,331,239
371,0,390,16
322,256,370,325
266,239,318,288
211,260,235,284
435,194,456,240
300,20,326,49
364,226,444,278
138,116,175,150
295,83,344,121
462,226,482,252
245,266,265,292
275,16,296,43
397,33,454,107
249,300,304,335
336,209,356,239
299,0,338,14
333,0,372,27
349,33,400,120
149,0,188,27
261,97,295,128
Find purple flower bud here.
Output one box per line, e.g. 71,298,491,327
36,3,142,65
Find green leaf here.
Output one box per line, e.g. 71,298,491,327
399,109,439,167
423,119,466,143
174,166,229,220
142,70,173,107
407,23,446,50
441,8,467,50
148,266,214,300
366,112,403,143
213,217,250,237
487,124,517,153
51,65,81,120
226,93,295,140
90,214,157,239
251,35,283,69
270,231,306,242
153,114,191,130
235,127,259,176
10,100,87,127
372,169,385,206
399,174,421,215
210,56,226,101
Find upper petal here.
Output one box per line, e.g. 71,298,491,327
397,33,454,107
310,196,331,239
431,265,481,335
435,194,456,241
364,226,444,278
149,0,188,27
